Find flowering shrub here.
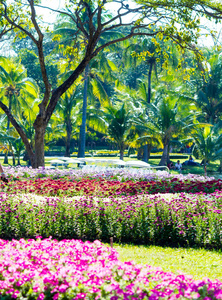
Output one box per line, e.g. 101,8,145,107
3,176,222,196
0,238,222,300
1,191,222,248
3,165,214,182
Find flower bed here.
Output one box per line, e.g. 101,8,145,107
1,191,222,248
2,176,222,196
1,166,222,298
0,238,222,300
3,166,214,182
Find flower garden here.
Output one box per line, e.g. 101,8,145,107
1,166,222,299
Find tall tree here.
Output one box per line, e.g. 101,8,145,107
192,125,222,174
0,57,38,129
55,88,82,157
90,103,143,160
0,0,221,167
148,98,195,166
0,56,38,162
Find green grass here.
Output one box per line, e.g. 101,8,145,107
109,243,222,281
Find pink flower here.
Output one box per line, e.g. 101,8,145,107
37,293,45,300
53,293,59,300
58,284,69,293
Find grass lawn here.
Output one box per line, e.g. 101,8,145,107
112,243,222,281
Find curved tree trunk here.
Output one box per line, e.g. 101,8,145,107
78,64,89,158
65,121,72,157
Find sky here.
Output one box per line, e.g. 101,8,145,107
38,0,138,25
37,0,221,47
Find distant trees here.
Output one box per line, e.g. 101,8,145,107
0,0,222,167
193,126,222,174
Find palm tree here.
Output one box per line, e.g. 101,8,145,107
148,98,195,166
0,57,38,127
192,125,222,175
89,103,143,160
119,36,180,162
106,104,132,160
55,87,82,157
0,57,38,163
0,128,25,166
54,7,119,159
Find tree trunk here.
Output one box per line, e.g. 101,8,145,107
78,64,89,158
119,141,125,160
219,160,222,173
147,144,152,161
120,149,124,160
65,121,72,157
34,122,46,168
159,143,169,166
143,144,149,163
143,61,153,162
12,153,15,166
143,144,152,162
4,95,12,165
147,62,153,104
3,153,8,164
0,101,35,166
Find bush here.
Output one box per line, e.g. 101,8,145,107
1,238,222,300
1,188,222,249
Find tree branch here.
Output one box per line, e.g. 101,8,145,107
28,0,51,114
2,2,38,44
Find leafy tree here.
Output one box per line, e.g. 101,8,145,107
0,128,25,166
148,98,195,166
91,103,143,160
54,88,82,157
0,56,38,129
0,56,38,162
18,49,59,94
192,125,222,174
0,0,222,167
195,53,222,125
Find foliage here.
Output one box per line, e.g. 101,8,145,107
192,125,222,165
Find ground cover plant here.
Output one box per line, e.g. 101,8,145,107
1,238,222,300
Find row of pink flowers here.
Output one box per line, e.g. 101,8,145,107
3,177,222,196
0,238,222,299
